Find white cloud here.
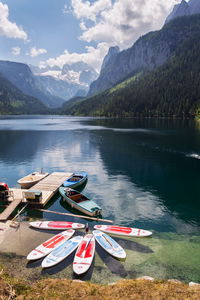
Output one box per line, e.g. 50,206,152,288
71,0,112,21
62,4,71,14
28,47,47,57
0,2,27,40
75,0,180,49
12,46,21,56
79,21,87,31
41,0,180,72
39,42,108,72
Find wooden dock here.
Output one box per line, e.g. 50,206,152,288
0,198,22,221
0,172,73,221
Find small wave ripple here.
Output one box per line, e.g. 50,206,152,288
187,153,200,160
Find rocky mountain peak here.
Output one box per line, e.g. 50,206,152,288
165,0,200,24
101,46,120,71
189,0,200,14
165,0,190,24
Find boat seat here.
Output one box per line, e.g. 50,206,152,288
68,176,82,182
68,194,87,203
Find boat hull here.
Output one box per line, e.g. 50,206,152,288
17,172,49,189
27,229,75,260
59,187,102,216
63,172,87,188
73,234,95,275
42,236,83,268
94,225,152,237
93,230,126,259
29,221,85,230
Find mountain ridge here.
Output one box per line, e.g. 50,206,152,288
0,72,47,114
62,14,200,119
88,1,200,97
0,60,65,108
165,0,200,23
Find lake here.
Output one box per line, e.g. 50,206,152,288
0,115,199,283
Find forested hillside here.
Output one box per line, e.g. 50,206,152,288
0,73,47,114
62,15,200,118
88,14,200,96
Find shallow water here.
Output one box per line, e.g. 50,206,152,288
0,116,199,283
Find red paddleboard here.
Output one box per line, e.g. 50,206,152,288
29,221,85,230
94,225,152,237
27,229,75,260
73,234,95,275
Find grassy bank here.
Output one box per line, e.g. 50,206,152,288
0,269,200,300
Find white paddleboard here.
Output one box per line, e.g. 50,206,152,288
93,230,126,259
27,229,75,261
42,235,83,268
73,234,95,275
94,225,152,237
29,221,85,230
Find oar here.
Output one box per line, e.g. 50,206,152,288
102,233,119,251
31,208,114,224
10,203,28,228
11,203,28,221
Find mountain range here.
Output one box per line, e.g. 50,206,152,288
0,72,46,114
62,14,200,118
88,0,200,97
31,62,98,101
0,60,97,113
165,0,200,24
1,0,200,117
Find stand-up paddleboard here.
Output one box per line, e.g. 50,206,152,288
29,221,85,230
93,230,126,259
73,234,95,275
94,225,152,237
27,229,75,261
42,236,83,268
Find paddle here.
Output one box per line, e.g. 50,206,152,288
102,233,119,251
31,208,114,224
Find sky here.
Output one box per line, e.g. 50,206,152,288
0,0,182,72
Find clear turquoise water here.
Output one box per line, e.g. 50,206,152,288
0,116,199,283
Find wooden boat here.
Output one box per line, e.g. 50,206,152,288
17,171,49,189
42,236,83,268
73,234,95,275
94,225,152,237
93,230,126,259
27,229,75,260
59,187,102,217
63,171,87,188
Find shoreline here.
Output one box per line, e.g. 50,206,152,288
0,221,200,299
0,221,10,245
0,273,200,300
0,221,199,286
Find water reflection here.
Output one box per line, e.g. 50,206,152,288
0,116,199,234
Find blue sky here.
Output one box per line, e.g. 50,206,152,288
0,0,180,71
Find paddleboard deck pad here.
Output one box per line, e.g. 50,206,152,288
73,234,95,275
94,225,152,237
42,235,83,268
27,229,75,261
93,230,126,259
29,221,85,230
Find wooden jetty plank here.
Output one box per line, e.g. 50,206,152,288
9,188,53,206
0,198,22,221
0,172,74,219
32,172,72,192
